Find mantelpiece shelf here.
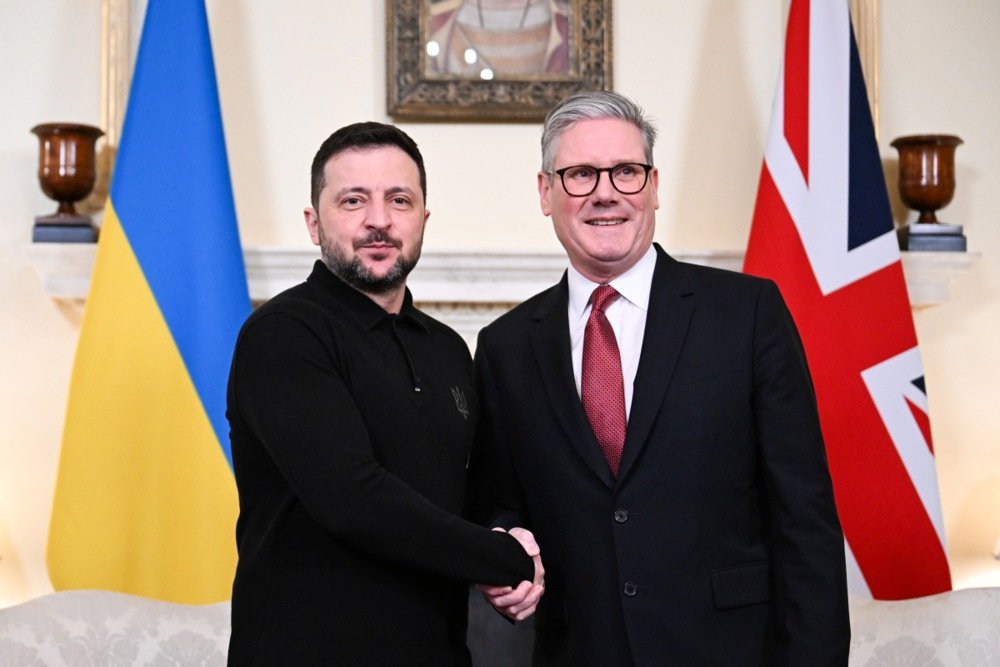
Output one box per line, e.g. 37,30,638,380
22,243,978,343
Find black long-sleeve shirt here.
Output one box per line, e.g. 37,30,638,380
227,261,533,666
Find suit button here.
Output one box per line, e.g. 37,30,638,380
613,509,628,523
623,582,638,597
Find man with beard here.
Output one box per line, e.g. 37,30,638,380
226,122,543,666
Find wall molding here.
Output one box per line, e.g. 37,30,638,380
23,243,976,344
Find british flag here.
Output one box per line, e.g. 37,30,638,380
743,0,952,599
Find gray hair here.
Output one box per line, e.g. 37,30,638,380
540,90,657,172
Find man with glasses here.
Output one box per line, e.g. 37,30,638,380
470,91,850,665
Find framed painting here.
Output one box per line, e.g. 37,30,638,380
386,0,613,122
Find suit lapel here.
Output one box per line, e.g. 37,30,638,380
618,246,695,482
529,274,616,488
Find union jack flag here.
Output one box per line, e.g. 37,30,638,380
743,0,952,599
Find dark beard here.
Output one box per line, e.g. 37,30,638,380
320,231,419,295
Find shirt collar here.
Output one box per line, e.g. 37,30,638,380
567,245,656,323
307,260,429,333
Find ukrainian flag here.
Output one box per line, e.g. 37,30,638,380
46,0,249,604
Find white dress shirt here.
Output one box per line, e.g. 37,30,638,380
567,245,656,420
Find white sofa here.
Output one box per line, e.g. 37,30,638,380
847,587,1000,664
1,587,998,665
0,589,229,666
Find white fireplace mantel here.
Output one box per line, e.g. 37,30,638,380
22,243,978,344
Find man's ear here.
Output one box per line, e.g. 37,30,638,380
650,167,660,210
304,207,321,246
538,171,553,217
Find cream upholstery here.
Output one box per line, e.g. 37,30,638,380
848,587,1000,665
1,587,998,665
0,589,229,666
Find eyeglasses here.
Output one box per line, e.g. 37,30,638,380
551,162,653,197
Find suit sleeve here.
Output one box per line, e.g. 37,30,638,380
752,280,851,665
467,329,527,532
230,311,534,587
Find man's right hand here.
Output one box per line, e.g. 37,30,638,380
476,527,545,621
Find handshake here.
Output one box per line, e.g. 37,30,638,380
476,527,545,621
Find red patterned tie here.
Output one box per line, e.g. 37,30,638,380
581,285,626,477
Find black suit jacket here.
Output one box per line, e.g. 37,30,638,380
471,245,850,666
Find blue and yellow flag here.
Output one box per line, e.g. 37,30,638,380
46,0,249,604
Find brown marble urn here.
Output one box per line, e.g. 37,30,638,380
890,134,966,251
31,122,104,242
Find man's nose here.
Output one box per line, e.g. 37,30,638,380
591,170,618,200
366,200,392,228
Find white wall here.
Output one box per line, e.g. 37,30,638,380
1,0,997,605
0,0,103,603
209,1,785,253
879,0,1000,584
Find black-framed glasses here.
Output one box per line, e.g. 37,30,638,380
552,162,653,197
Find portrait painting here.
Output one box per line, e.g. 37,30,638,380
387,0,613,122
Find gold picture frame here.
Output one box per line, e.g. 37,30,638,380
386,0,614,122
